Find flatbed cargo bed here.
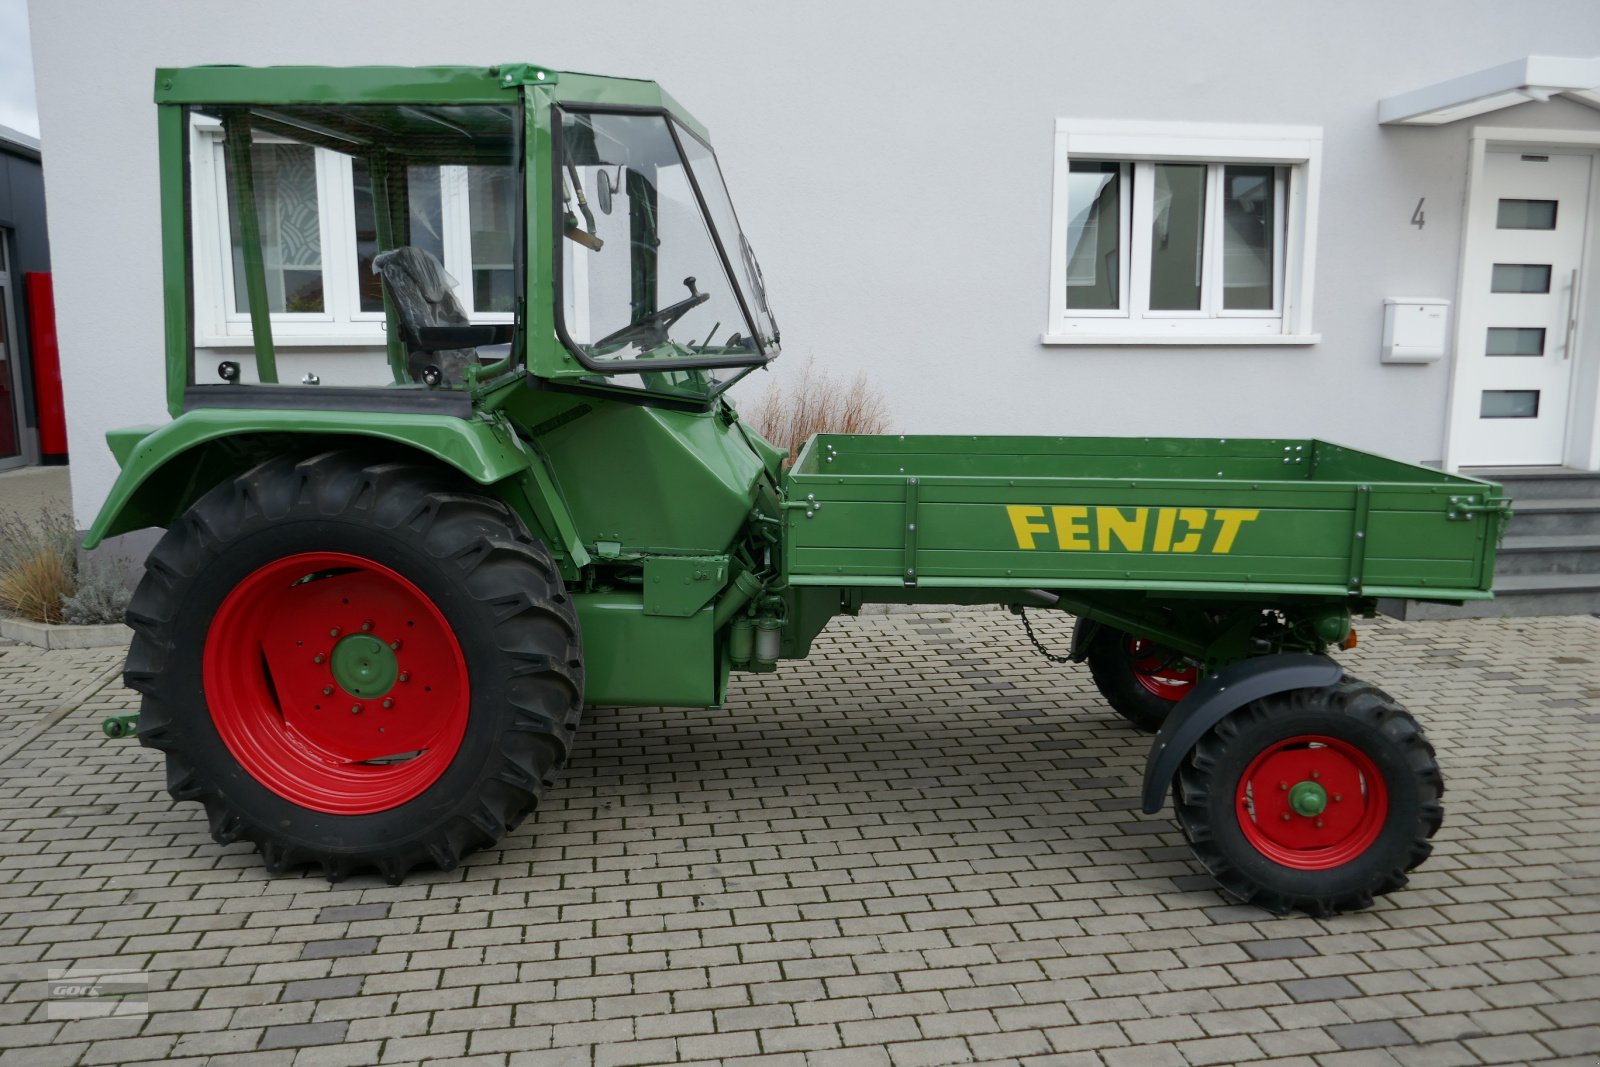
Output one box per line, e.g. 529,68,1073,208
784,435,1508,601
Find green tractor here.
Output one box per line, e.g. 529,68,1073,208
86,64,1508,915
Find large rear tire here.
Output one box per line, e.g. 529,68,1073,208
1085,625,1199,732
125,452,583,883
1172,679,1442,916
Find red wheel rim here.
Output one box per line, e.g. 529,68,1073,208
1127,638,1198,702
1235,734,1389,870
202,551,470,815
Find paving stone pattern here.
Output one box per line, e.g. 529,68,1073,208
0,609,1597,1067
0,646,119,744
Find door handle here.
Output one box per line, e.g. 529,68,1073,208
1563,267,1580,360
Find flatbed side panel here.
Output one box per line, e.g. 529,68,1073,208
785,436,1503,603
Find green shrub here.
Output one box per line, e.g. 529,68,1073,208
62,553,133,625
0,510,77,623
0,509,131,625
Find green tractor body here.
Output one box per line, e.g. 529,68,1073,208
87,64,1506,914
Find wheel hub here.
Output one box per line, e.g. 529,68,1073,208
1287,780,1327,817
330,633,398,698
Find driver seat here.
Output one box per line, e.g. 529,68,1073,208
371,247,477,384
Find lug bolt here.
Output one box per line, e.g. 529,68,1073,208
1281,813,1291,821
390,640,402,651
1334,794,1343,803
322,686,333,696
350,704,363,715
1310,771,1320,780
361,620,374,632
1278,781,1288,791
382,698,394,709
313,654,325,664
1315,819,1325,828
329,627,340,638
399,672,410,684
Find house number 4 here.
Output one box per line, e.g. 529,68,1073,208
1411,198,1425,229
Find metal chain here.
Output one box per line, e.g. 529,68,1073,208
1018,607,1199,674
1016,606,1073,665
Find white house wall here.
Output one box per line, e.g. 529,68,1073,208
28,0,1600,524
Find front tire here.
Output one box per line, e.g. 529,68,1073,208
125,452,583,883
1172,679,1442,916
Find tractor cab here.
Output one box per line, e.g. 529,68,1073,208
161,65,778,415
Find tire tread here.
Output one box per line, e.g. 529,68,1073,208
1173,678,1441,917
127,450,583,883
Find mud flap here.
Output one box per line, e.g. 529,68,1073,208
1140,653,1344,814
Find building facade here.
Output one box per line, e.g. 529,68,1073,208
26,0,1600,526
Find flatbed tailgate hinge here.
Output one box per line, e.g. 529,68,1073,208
1446,494,1512,522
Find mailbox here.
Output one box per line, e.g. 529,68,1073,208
1382,298,1449,364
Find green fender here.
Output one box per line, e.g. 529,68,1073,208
82,409,588,572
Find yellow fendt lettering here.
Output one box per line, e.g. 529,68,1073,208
1096,507,1146,551
1003,505,1261,553
1211,508,1261,553
1051,506,1091,550
1171,507,1209,553
1006,505,1050,550
1152,508,1177,552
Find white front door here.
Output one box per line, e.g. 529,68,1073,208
1454,150,1592,467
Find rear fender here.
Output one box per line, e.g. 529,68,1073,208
83,410,584,570
1140,653,1344,814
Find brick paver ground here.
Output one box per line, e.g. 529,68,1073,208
0,650,120,747
0,609,1596,1067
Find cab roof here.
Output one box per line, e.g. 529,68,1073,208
153,64,710,141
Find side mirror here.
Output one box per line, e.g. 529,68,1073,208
595,166,624,215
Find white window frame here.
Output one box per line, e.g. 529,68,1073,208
1044,119,1322,345
189,117,513,347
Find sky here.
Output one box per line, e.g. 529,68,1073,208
0,0,39,137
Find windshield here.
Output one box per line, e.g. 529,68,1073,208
556,109,777,371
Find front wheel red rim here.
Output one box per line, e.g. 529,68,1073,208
202,551,470,815
1235,734,1389,870
1127,638,1198,702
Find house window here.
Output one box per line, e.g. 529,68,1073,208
1046,120,1322,344
189,115,515,346
225,142,325,314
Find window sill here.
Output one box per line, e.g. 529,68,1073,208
199,334,387,349
1040,333,1321,347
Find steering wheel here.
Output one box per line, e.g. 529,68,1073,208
591,277,710,355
